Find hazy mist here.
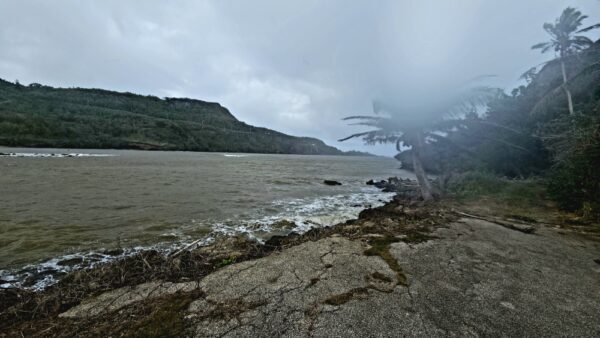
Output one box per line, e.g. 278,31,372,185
1,0,599,155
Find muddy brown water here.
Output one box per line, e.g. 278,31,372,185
0,147,411,288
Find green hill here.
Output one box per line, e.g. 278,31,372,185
0,79,350,155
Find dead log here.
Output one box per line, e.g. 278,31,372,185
454,210,536,234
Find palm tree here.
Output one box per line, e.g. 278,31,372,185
339,87,500,201
532,7,598,115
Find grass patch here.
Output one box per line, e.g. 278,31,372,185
215,255,237,268
447,171,545,207
445,171,560,223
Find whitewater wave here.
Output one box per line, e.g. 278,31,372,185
0,189,393,290
0,152,116,158
222,154,248,158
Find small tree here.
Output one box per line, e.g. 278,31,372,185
532,7,598,115
339,87,500,201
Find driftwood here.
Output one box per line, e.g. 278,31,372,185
169,238,205,258
454,210,536,234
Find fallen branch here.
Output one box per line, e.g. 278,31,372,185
454,210,536,234
140,254,152,270
169,238,204,258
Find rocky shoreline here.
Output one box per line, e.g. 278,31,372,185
1,179,398,291
1,179,599,337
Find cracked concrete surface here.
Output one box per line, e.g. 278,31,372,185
388,218,600,337
59,218,600,337
188,236,398,337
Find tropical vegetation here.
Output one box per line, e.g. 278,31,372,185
343,7,600,220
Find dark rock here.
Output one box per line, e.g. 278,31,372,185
366,179,375,185
271,219,296,229
102,248,124,256
323,180,342,186
57,257,84,267
373,180,388,189
264,233,301,248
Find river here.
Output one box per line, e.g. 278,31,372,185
0,147,412,288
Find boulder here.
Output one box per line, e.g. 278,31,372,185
323,180,342,186
373,180,388,189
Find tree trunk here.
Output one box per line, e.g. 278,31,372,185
560,59,574,115
411,132,434,201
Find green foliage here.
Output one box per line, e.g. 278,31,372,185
216,256,237,268
422,36,599,219
0,78,346,155
545,114,600,220
446,171,545,206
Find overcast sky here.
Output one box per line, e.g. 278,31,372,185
1,0,599,155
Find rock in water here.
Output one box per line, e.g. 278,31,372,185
373,180,388,189
323,180,342,186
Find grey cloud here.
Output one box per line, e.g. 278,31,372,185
1,0,599,155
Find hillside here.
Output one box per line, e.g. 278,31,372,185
0,79,351,155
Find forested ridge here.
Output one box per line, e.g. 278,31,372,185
0,79,355,155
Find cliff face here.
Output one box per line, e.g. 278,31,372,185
0,79,345,155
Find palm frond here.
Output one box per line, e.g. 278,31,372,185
338,130,379,142
577,23,600,33
571,35,594,47
532,42,551,50
341,115,383,121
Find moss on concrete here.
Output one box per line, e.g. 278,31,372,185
364,237,407,286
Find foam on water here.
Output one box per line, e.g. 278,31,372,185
0,152,115,158
0,189,393,290
0,238,215,290
222,154,248,157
